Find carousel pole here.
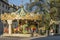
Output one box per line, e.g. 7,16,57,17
37,22,40,34
17,19,19,26
7,20,12,35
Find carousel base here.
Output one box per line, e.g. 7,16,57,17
2,33,31,37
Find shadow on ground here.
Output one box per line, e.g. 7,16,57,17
31,36,60,40
53,34,60,36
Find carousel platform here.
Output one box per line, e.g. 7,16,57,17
1,34,31,37
1,33,47,37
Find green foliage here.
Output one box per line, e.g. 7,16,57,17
26,0,51,30
45,26,50,30
44,13,50,30
50,0,60,21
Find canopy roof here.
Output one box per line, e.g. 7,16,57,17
15,7,27,16
1,7,42,20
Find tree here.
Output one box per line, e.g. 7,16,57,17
50,0,60,21
25,0,51,35
26,0,45,13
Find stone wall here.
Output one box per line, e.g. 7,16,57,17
0,21,3,35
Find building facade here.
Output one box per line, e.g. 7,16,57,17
0,0,19,35
0,0,18,14
0,0,9,14
3,0,8,3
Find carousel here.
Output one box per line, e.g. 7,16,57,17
1,6,43,37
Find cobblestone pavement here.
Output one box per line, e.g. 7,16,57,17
0,36,38,40
31,36,60,40
0,37,29,40
0,36,60,40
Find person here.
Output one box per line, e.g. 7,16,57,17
31,27,34,37
4,27,8,33
31,26,36,37
50,29,54,35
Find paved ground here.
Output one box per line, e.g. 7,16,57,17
31,36,60,40
0,36,60,40
0,36,36,40
0,37,28,40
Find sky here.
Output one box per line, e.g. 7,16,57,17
8,0,30,6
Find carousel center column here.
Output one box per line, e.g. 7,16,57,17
7,20,12,35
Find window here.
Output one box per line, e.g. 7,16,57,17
2,4,4,7
5,5,7,9
8,7,10,10
2,10,4,14
6,6,7,9
0,2,1,6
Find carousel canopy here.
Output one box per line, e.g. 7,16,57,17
15,6,27,16
1,6,42,20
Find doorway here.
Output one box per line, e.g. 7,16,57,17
55,24,59,34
